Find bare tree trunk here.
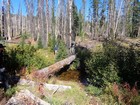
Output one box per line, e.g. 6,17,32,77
20,7,22,35
108,0,116,39
46,0,49,47
37,0,46,47
7,0,11,40
114,0,123,37
82,0,86,38
69,0,73,47
63,0,67,43
51,0,55,39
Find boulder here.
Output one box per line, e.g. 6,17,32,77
6,89,50,105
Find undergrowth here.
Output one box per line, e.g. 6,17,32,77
84,41,140,104
4,44,55,74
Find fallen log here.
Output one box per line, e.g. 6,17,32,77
32,55,76,80
6,89,50,105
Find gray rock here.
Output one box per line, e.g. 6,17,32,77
6,89,50,105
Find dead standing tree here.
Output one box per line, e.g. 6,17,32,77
25,0,35,40
7,0,11,40
65,0,73,49
46,0,49,48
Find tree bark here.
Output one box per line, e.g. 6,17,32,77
46,0,49,47
32,55,76,79
7,0,11,40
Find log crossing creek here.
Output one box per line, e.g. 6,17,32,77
32,55,76,80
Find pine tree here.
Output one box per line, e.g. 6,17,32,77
72,1,79,35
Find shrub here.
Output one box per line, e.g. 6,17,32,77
5,87,17,98
37,36,43,49
85,52,120,87
85,85,102,96
56,40,68,62
20,33,30,46
85,41,140,88
102,82,140,105
29,49,55,70
70,58,80,70
4,44,54,74
116,47,140,87
48,34,56,51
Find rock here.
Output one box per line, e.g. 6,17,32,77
6,89,50,105
18,79,71,92
44,84,71,92
18,79,36,87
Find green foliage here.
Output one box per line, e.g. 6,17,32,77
115,46,140,87
29,49,54,70
16,45,36,67
76,47,92,65
100,82,140,105
78,11,84,37
85,85,102,96
48,34,56,51
85,41,140,104
0,36,5,41
4,44,54,74
38,36,43,49
70,58,80,70
5,87,17,98
131,0,140,37
85,52,120,87
56,40,68,62
72,2,79,35
20,33,29,46
85,41,140,87
131,96,140,105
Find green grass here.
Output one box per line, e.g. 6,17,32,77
45,80,89,105
16,79,90,105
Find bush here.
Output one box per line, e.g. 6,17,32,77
56,40,68,62
29,49,54,70
70,58,80,70
48,34,56,51
5,87,17,98
85,41,140,88
101,82,140,105
84,41,140,104
37,36,43,49
116,47,140,87
4,44,54,74
85,85,102,96
85,52,120,87
20,33,30,46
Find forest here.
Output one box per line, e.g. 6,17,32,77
0,0,140,105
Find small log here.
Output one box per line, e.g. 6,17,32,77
32,55,76,80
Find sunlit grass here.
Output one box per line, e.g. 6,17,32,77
46,79,90,105
16,78,90,105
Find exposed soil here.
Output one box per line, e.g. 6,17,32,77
0,89,7,105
